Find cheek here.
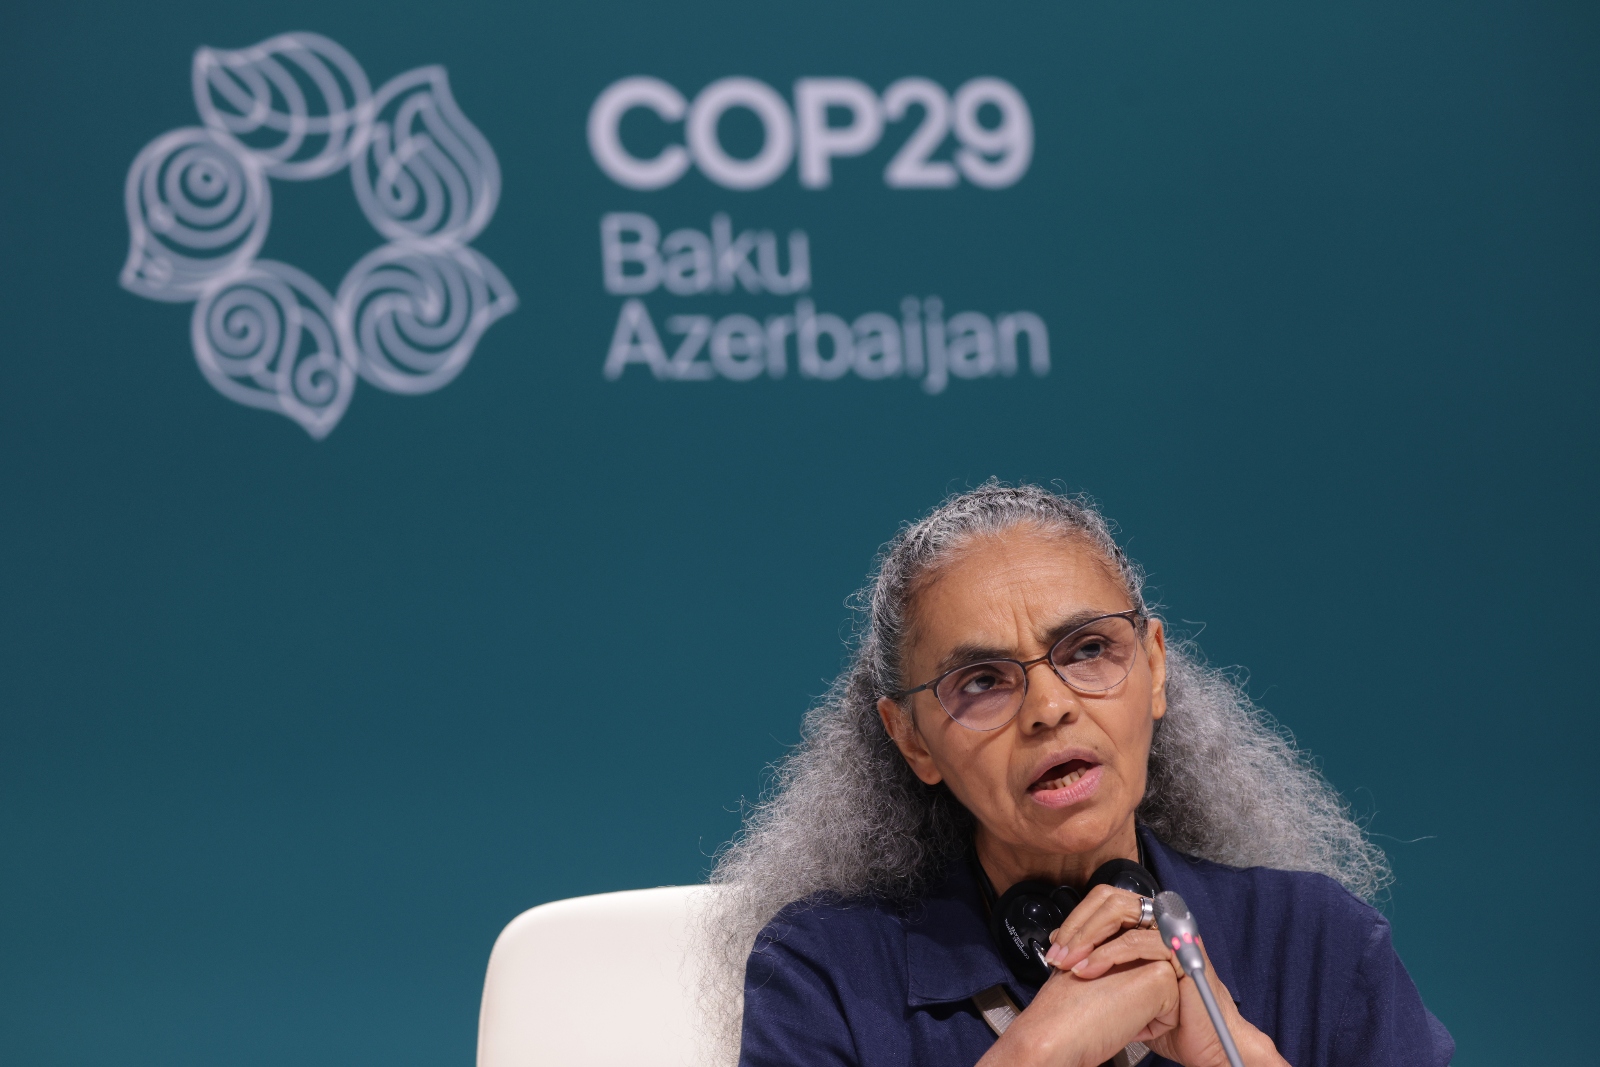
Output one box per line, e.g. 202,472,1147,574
1111,702,1158,783
925,728,1016,807
1124,717,1155,791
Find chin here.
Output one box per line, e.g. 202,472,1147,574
1033,804,1126,855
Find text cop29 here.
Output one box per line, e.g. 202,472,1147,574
588,76,1033,191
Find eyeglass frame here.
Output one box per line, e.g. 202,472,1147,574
888,609,1148,731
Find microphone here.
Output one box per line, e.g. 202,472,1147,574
1153,892,1245,1067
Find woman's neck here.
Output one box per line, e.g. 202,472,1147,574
974,817,1141,895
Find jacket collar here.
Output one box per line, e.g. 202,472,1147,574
901,827,1242,1010
903,854,1035,1007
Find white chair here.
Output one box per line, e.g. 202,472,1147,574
477,885,730,1067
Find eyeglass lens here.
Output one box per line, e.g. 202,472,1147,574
932,615,1140,730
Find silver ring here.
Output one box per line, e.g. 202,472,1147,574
1136,896,1156,929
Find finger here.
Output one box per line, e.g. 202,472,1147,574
1045,887,1145,967
1064,930,1173,980
1047,895,1140,968
1051,884,1125,947
1047,885,1136,960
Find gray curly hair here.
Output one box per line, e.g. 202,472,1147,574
698,482,1389,1061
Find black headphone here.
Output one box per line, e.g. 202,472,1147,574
972,850,1161,986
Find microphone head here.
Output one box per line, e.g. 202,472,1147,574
1153,891,1192,926
1153,891,1205,974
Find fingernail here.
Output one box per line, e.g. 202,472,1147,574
1070,959,1090,975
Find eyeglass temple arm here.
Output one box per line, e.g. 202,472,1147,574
888,680,934,701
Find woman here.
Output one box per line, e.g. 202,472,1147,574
706,483,1451,1066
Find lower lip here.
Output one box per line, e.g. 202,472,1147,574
1027,764,1104,809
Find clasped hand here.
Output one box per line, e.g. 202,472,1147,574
976,885,1287,1067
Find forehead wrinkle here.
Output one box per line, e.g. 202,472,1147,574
900,526,1094,645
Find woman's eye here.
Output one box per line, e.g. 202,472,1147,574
957,667,1013,694
1069,638,1108,661
962,672,1000,693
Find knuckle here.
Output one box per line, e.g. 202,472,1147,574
1134,958,1170,989
1091,941,1126,962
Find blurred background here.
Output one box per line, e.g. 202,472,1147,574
1,1,1595,1063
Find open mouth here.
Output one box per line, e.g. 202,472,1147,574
1029,758,1098,793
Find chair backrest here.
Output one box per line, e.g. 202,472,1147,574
476,885,727,1067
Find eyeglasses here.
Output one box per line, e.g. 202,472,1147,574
890,610,1145,732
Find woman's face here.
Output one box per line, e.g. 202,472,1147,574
878,526,1167,886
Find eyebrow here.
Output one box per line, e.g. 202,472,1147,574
932,609,1128,674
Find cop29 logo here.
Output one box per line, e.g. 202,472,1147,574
589,75,1034,190
120,32,516,438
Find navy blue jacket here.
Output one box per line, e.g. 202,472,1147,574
740,830,1452,1066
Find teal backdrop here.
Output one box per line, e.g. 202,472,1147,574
2,1,1595,1063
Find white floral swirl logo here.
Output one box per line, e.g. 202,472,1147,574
120,32,517,438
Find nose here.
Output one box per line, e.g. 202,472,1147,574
1018,658,1080,734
